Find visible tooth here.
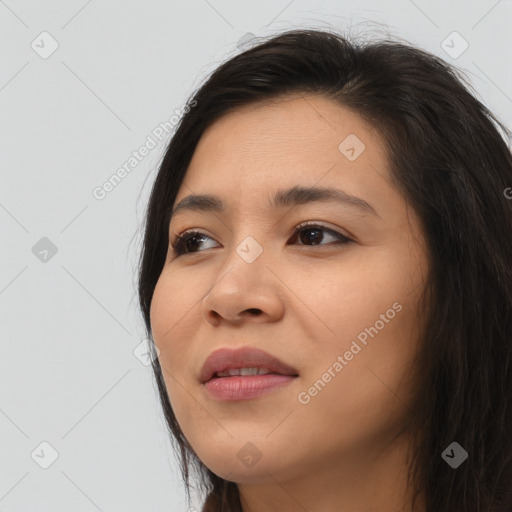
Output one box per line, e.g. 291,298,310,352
240,367,259,376
216,369,239,377
216,367,272,377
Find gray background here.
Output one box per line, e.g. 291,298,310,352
1,1,511,511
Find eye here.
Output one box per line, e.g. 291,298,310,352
290,221,353,247
171,222,352,256
172,230,218,256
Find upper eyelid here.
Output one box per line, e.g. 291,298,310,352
172,222,351,245
169,206,363,236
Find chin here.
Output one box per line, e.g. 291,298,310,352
209,462,279,485
201,440,299,483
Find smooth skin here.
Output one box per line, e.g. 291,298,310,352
150,94,429,512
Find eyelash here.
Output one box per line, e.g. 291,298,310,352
171,221,353,257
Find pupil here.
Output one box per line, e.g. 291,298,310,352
301,228,322,245
188,234,204,251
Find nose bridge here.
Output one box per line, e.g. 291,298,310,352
201,231,284,324
219,206,272,271
235,232,266,265
212,231,269,293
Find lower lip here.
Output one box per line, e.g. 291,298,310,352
203,374,297,401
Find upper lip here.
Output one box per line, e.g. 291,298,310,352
199,347,299,383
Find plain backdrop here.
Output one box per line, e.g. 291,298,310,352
1,1,511,511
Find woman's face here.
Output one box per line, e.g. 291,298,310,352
150,94,429,485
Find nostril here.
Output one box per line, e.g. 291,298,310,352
246,308,262,315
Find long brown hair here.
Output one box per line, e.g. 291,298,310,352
137,28,512,511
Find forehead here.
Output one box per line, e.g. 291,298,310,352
192,94,384,164
174,94,397,216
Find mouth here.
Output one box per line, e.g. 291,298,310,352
199,347,299,401
200,346,299,383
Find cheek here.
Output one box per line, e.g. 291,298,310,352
149,272,201,380
149,275,200,432
290,253,424,421
149,276,173,353
150,266,204,340
292,302,421,458
147,243,426,469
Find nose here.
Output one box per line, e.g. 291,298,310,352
201,258,285,326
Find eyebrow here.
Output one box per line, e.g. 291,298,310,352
171,185,380,219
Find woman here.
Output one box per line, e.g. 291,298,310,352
137,29,512,512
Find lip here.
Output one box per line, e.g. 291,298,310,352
204,374,298,401
199,347,299,384
200,347,299,402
